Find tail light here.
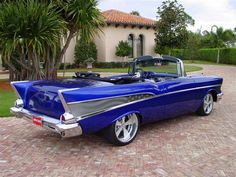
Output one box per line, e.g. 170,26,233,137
15,99,24,108
60,112,77,124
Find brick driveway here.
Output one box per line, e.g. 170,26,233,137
0,65,236,177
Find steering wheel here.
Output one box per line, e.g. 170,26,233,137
142,71,155,79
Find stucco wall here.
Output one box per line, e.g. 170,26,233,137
64,25,156,63
63,36,77,64
100,25,156,62
94,28,107,62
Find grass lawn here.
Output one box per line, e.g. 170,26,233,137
183,60,216,65
0,91,16,117
0,81,16,117
59,64,202,73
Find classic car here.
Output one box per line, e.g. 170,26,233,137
10,55,223,146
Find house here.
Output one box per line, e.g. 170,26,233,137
0,10,157,69
64,9,156,63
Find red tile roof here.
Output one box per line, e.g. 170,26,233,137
102,10,156,28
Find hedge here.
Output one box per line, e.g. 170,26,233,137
170,48,236,65
94,62,129,68
59,62,129,69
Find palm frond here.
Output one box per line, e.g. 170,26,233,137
0,0,66,59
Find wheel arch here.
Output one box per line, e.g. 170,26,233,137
208,89,217,102
113,110,143,124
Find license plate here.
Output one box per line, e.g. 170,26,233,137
32,115,42,126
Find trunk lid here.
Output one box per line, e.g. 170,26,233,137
24,79,113,119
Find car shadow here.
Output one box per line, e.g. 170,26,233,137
30,112,201,149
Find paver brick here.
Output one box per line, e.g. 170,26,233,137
0,64,236,177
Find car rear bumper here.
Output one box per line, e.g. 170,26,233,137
217,93,223,101
10,107,82,138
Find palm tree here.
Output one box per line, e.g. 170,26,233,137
0,0,65,80
53,0,105,74
0,0,104,80
205,26,235,63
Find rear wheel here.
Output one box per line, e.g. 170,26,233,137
104,113,139,146
197,93,214,116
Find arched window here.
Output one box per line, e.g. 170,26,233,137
128,34,134,58
137,34,144,57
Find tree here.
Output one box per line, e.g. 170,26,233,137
54,0,104,72
0,1,65,80
0,0,104,81
202,26,236,63
115,41,131,62
200,32,216,48
74,38,97,65
185,32,200,61
155,0,194,54
130,11,140,16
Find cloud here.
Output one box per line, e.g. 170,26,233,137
179,0,236,31
98,0,236,32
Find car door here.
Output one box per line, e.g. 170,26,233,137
137,82,167,124
161,76,198,119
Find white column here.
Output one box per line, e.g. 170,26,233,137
133,37,137,58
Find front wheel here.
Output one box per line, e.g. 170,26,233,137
104,113,139,146
197,93,214,116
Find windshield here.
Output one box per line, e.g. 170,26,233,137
134,60,178,75
128,62,135,75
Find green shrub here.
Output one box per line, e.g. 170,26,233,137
220,48,236,64
74,39,97,65
198,48,218,62
170,49,186,59
59,63,78,69
94,62,129,68
170,48,236,64
115,41,131,58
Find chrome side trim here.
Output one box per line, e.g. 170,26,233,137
10,80,30,84
163,84,222,96
67,92,155,105
68,93,155,119
58,88,82,112
79,98,148,120
59,87,81,93
78,84,222,120
58,90,70,112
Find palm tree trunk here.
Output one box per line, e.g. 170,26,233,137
28,47,42,80
5,60,20,81
53,30,75,74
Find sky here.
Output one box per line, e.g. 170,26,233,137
98,0,236,32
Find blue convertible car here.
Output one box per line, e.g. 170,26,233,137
10,56,223,146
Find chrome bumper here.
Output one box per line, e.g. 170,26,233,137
10,107,82,138
217,93,223,101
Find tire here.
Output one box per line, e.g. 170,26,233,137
104,113,140,146
197,93,214,116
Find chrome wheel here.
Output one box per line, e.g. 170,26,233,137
115,113,139,143
203,94,213,114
